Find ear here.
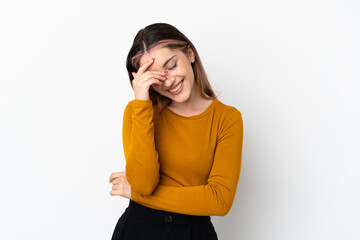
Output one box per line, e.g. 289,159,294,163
132,72,137,78
187,48,195,63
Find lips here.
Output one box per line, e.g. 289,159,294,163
168,79,184,92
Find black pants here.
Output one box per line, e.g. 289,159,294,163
111,199,218,240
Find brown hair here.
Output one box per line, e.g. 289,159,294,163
126,23,219,113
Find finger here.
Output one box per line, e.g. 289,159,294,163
137,76,164,86
150,72,168,81
143,70,167,76
110,189,125,197
109,172,125,183
109,173,120,183
111,176,123,184
148,78,164,86
133,71,161,78
138,72,167,83
137,58,155,75
133,70,166,82
109,172,119,183
110,190,119,196
111,179,119,184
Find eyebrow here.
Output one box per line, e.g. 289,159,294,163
162,55,177,68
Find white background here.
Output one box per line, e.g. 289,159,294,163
1,0,359,239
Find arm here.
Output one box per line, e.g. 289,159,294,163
123,99,160,195
131,109,244,216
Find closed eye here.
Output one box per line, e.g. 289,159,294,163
168,63,177,70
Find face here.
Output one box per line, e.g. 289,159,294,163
139,46,196,104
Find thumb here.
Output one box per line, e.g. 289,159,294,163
132,72,137,78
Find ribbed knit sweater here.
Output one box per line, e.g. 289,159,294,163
123,97,243,216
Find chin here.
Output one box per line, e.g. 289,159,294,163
168,94,191,103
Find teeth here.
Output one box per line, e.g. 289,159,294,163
169,80,183,93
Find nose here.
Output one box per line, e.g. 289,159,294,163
163,76,175,88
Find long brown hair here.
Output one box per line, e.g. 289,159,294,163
126,23,219,113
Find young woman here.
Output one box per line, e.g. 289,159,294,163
109,23,243,240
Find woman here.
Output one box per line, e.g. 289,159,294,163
109,23,243,240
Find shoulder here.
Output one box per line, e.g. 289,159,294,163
215,99,243,123
213,99,243,137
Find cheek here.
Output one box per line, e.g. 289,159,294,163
182,62,194,76
184,65,195,81
172,67,188,78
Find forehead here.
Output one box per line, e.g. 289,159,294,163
139,47,179,70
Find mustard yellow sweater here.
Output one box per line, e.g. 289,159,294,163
123,98,243,216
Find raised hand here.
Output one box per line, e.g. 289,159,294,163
131,58,167,100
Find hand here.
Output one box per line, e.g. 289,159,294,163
131,58,168,100
109,171,131,199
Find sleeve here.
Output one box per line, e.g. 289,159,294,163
123,99,160,196
130,109,244,216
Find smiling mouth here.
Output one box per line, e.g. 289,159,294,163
168,80,184,93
